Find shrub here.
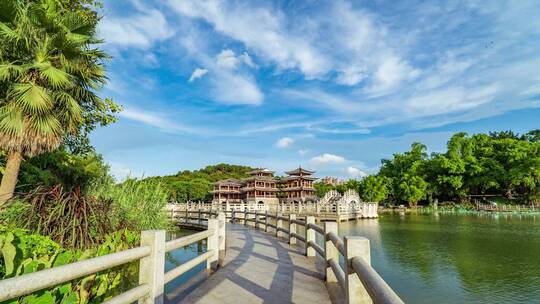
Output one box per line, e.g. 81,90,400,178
90,178,170,232
1,186,115,249
0,226,139,303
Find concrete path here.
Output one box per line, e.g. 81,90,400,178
175,224,333,304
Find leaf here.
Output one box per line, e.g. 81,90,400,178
61,292,78,304
22,291,55,304
9,83,52,115
1,233,17,276
53,251,72,267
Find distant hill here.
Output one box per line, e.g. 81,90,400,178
139,163,255,202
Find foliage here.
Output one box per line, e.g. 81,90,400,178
12,148,112,192
1,185,114,249
314,182,334,197
0,226,139,304
378,129,540,206
359,175,388,202
0,0,118,157
90,178,170,232
142,163,254,202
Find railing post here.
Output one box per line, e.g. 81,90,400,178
207,219,219,270
289,214,296,245
218,212,226,252
244,208,248,226
344,236,372,304
255,212,260,230
232,209,236,224
265,211,269,232
276,212,283,238
305,216,315,257
198,209,202,225
138,230,166,304
324,221,338,283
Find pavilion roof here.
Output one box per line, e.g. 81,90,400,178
214,178,242,186
285,167,315,176
248,168,275,175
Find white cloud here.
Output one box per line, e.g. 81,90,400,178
275,137,294,148
212,72,263,105
216,49,240,69
118,106,212,135
298,149,309,156
240,52,257,68
189,68,208,82
365,55,420,96
309,153,346,165
98,9,173,49
346,166,368,179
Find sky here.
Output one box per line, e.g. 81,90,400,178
91,0,540,180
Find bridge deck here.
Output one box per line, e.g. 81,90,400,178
176,224,334,304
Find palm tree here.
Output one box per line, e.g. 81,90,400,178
0,0,109,204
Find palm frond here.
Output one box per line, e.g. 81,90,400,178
36,61,72,88
9,83,52,114
0,63,25,81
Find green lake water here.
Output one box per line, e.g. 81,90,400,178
165,213,540,303
340,212,540,304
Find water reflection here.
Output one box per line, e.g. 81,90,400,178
164,229,209,302
340,213,540,303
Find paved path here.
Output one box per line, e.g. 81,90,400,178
176,224,333,304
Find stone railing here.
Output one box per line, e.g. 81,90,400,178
0,215,227,304
172,209,403,304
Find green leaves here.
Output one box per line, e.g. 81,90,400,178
0,0,119,160
0,226,139,303
1,232,16,275
37,62,72,89
10,83,52,115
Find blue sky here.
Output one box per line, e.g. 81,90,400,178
91,0,540,180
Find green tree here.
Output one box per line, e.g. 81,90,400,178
314,182,334,197
359,175,388,202
0,0,117,204
379,142,428,204
399,174,428,206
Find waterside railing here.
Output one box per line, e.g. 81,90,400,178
173,209,404,304
0,215,227,304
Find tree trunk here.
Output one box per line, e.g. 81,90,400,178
0,151,23,206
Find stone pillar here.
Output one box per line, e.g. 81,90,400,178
276,212,283,238
255,211,260,230
289,214,296,245
206,219,219,270
344,236,372,304
324,222,338,283
305,216,315,257
244,207,248,226
265,211,269,232
232,209,236,224
217,212,226,252
138,230,165,304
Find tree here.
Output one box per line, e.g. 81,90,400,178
379,142,428,203
399,174,428,206
359,175,388,202
314,182,334,198
0,0,117,204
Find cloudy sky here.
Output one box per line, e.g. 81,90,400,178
92,0,540,180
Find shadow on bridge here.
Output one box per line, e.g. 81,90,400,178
165,224,333,304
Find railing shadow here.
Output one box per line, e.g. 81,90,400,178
167,224,324,303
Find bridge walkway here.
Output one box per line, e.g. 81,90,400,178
175,224,334,304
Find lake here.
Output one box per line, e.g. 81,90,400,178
340,212,540,303
165,212,540,303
